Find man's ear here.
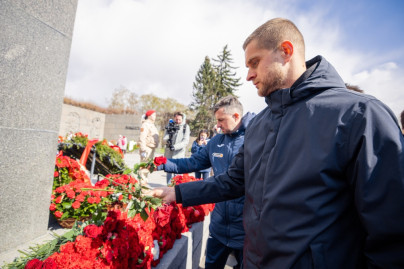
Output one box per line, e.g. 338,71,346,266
280,41,293,61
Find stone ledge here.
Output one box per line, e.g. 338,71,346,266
0,215,211,269
155,214,210,269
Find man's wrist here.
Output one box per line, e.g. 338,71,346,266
157,164,164,171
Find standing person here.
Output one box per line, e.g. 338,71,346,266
211,124,221,138
139,110,159,162
122,136,127,154
163,112,190,184
117,135,125,154
157,96,254,269
191,129,211,180
138,110,159,184
150,18,404,268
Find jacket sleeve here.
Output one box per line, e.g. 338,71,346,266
191,140,199,153
162,130,169,143
347,100,404,267
177,143,246,206
152,136,159,148
173,124,190,150
139,124,147,151
164,145,212,173
152,127,159,148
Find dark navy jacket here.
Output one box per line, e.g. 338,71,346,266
164,112,255,249
190,140,211,174
176,56,404,268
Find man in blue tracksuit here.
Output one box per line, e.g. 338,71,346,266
150,18,404,268
159,95,255,268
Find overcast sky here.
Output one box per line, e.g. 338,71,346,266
65,0,404,120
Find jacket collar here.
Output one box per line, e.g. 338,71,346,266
264,55,344,112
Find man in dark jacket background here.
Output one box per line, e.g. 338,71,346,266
159,95,255,268
150,18,404,268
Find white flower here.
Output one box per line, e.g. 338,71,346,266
151,239,160,260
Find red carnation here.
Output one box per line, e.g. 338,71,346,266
55,186,65,194
54,196,62,204
84,224,104,239
75,194,85,202
49,203,56,211
54,211,63,218
72,201,81,209
53,171,59,177
42,258,57,269
25,258,43,269
59,241,75,253
66,190,75,199
154,204,173,227
87,197,95,204
154,156,167,166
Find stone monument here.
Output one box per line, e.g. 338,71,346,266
0,0,78,254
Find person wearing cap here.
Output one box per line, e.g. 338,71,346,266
138,110,159,183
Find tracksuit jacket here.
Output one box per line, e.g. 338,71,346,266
164,112,255,249
175,56,404,268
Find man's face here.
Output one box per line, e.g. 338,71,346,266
200,132,208,141
174,115,183,124
245,39,286,97
215,108,240,134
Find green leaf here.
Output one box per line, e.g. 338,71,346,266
62,230,75,241
140,208,149,221
122,168,132,175
62,202,72,209
127,209,137,219
61,212,70,220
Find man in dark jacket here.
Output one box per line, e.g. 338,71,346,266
159,95,255,268
150,18,404,268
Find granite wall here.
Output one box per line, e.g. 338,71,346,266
103,113,142,142
59,104,106,140
58,104,143,143
0,0,78,253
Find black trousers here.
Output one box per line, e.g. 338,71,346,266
205,235,243,269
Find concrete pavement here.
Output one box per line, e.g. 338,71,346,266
123,152,170,187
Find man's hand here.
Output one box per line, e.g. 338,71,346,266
146,187,176,204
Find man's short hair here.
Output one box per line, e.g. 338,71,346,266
213,95,243,116
174,111,184,118
243,18,305,58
